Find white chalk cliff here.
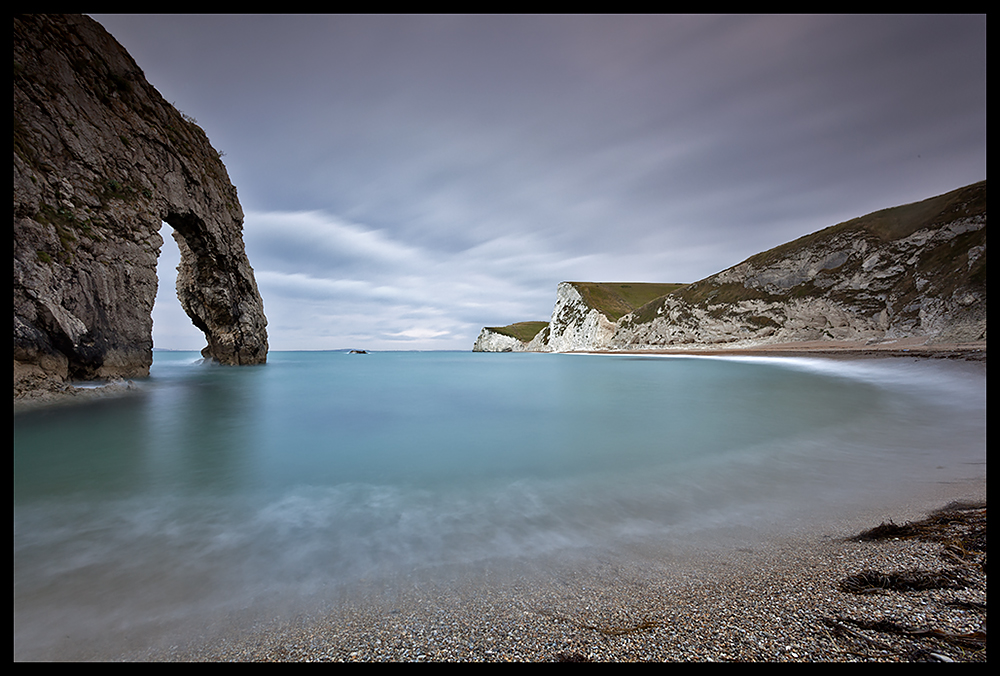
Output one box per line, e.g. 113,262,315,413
473,322,550,352
474,181,986,352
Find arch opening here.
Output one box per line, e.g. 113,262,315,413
152,221,209,351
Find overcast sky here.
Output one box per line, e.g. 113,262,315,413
90,14,986,351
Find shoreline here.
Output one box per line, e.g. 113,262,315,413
17,342,986,662
13,377,143,415
574,339,987,362
13,339,988,413
131,479,986,663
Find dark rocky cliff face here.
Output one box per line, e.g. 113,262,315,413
14,14,268,397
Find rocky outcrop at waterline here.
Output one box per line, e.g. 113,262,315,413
475,181,986,352
473,322,550,352
14,14,268,399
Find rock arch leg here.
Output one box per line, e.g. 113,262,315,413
165,211,268,365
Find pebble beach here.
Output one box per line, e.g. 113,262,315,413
125,482,985,663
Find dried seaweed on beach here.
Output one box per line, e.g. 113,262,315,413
851,502,986,572
825,502,987,662
535,608,663,638
824,616,987,650
554,651,592,662
854,502,985,543
838,568,969,594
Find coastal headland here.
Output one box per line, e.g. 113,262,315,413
474,182,986,355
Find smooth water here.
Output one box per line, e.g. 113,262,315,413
14,351,986,659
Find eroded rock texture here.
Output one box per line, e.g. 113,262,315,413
475,181,986,352
14,14,267,397
612,182,986,350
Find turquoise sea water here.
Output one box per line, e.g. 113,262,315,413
14,351,986,659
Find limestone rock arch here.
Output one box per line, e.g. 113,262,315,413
14,14,268,397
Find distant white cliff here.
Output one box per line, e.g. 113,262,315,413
474,181,987,352
472,322,550,352
543,282,618,352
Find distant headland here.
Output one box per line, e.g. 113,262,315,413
475,181,986,356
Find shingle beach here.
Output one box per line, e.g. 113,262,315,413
133,483,985,663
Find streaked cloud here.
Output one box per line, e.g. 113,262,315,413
105,14,984,351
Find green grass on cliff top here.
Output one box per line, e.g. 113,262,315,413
643,180,987,317
743,180,986,270
568,282,688,321
488,181,986,333
486,321,549,342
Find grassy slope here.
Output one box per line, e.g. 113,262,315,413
485,321,549,342
568,282,688,321
630,180,987,322
483,181,985,337
486,284,686,341
741,180,986,269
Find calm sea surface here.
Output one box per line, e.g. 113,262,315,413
14,351,986,659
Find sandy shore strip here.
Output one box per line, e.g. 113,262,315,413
578,338,987,362
123,476,986,663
